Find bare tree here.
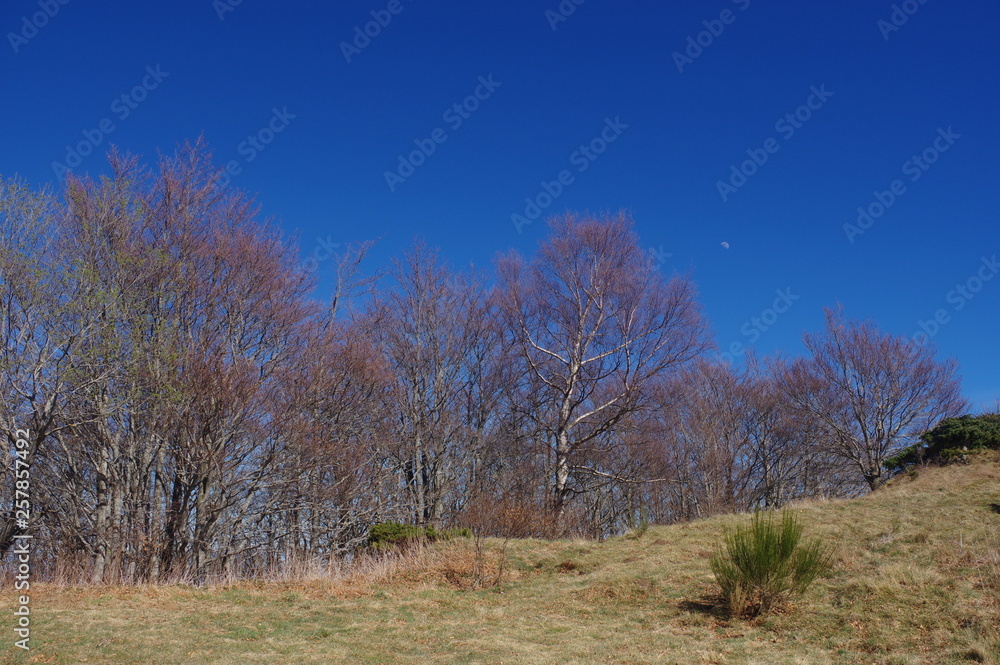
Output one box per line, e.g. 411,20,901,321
143,144,315,581
497,212,710,527
0,176,101,561
370,242,508,526
270,317,392,563
777,308,966,490
11,143,322,582
640,362,754,521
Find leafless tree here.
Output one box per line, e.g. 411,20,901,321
0,176,103,561
777,308,966,490
269,317,392,564
497,212,710,527
370,242,509,526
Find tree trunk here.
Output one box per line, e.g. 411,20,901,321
553,430,571,531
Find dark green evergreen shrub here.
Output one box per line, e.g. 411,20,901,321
885,414,1000,473
366,522,472,550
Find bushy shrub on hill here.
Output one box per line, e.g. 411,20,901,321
710,511,834,618
366,522,472,551
885,414,1000,473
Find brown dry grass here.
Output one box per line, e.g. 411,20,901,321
1,456,998,664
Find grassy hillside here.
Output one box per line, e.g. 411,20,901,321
2,458,998,664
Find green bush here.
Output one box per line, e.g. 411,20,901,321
366,522,472,551
885,414,1000,473
710,510,834,618
366,522,427,550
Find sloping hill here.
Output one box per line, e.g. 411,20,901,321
4,458,999,664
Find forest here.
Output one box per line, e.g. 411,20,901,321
0,144,968,585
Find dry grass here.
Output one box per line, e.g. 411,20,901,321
1,457,998,664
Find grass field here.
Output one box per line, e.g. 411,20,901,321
2,458,998,664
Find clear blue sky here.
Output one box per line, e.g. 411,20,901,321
3,0,998,408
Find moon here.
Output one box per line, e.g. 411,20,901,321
721,242,730,249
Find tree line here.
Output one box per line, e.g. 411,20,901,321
0,143,967,584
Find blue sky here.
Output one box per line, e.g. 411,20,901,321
2,0,998,408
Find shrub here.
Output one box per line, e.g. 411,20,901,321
710,510,834,618
366,522,427,551
885,414,1000,473
366,522,472,551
